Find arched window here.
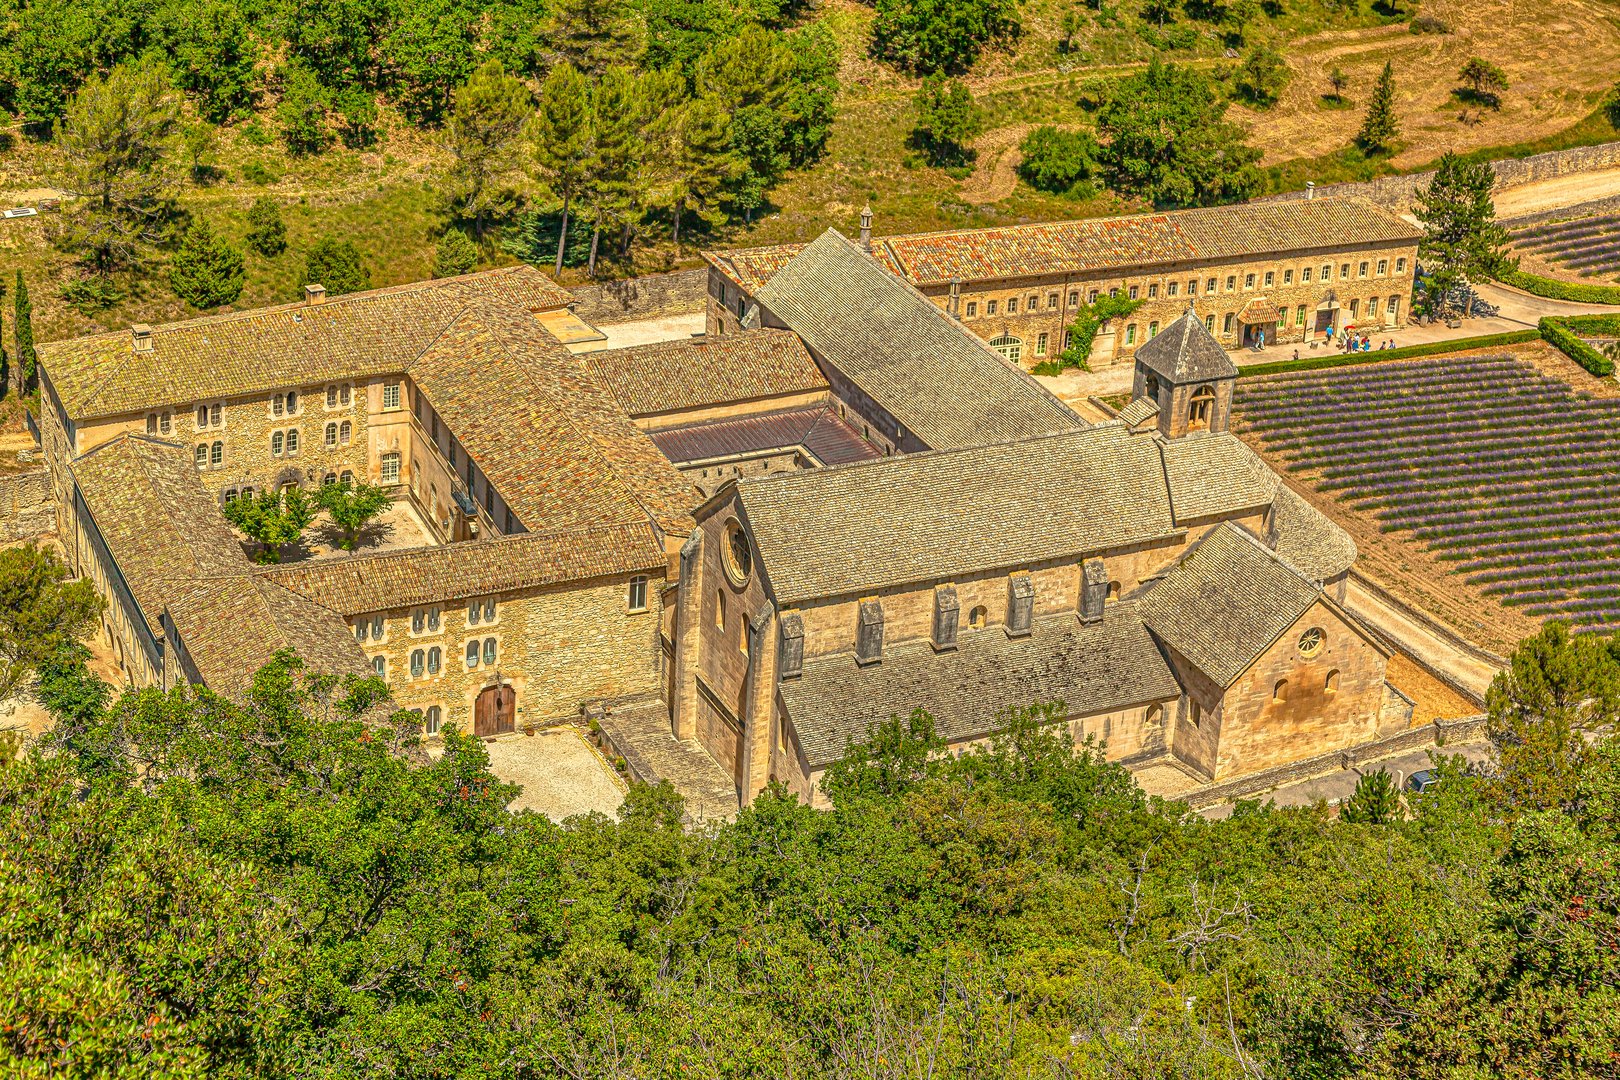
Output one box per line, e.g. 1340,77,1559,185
1107,580,1121,599
482,637,497,666
1189,386,1216,430
354,621,367,642
326,385,338,409
1147,321,1159,338
271,431,284,456
968,605,988,629
323,472,337,486
210,441,223,467
339,469,354,484
195,444,208,470
424,705,441,734
286,390,299,414
1146,704,1163,725
466,640,480,668
1325,669,1340,693
339,420,351,445
1145,373,1160,399
1273,679,1289,702
285,429,299,455
988,334,1023,363
325,422,338,447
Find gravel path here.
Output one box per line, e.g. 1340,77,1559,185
484,726,627,823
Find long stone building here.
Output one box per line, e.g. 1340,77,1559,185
704,197,1422,366
29,204,1422,811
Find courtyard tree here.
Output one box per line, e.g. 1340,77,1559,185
314,480,393,551
51,58,182,274
1097,57,1262,207
222,487,317,563
1339,769,1399,823
532,62,594,274
1357,61,1398,153
304,236,370,295
1414,151,1512,312
434,228,478,277
1234,39,1291,108
1457,57,1507,108
446,59,532,236
911,75,981,167
244,197,287,257
168,218,245,308
871,0,1020,74
14,272,34,393
0,543,102,703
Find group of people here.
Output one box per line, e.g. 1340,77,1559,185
1290,329,1400,361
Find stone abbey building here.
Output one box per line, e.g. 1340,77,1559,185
705,197,1421,366
29,200,1421,810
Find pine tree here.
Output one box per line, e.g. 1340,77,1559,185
662,94,739,248
532,63,594,276
583,66,646,274
304,236,370,295
446,58,531,236
912,75,981,167
433,229,477,278
244,197,287,257
543,0,644,77
1415,151,1512,314
1357,61,1398,153
14,272,35,394
169,218,246,308
1340,769,1399,824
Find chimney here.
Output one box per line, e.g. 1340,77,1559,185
949,278,962,318
855,598,884,665
859,205,873,253
1305,181,1316,201
932,585,960,651
130,324,153,353
304,283,327,306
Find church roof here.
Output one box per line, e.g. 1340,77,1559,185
1137,522,1327,688
40,265,573,422
736,425,1181,605
1160,433,1273,521
1268,485,1358,582
1133,310,1238,384
779,602,1181,768
649,404,877,467
752,230,1083,450
165,577,373,692
585,328,827,420
1116,396,1159,429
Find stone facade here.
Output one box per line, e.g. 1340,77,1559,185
0,468,53,545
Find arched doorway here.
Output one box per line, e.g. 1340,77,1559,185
988,333,1023,363
474,683,516,737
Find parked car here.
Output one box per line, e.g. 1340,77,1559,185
1405,769,1440,794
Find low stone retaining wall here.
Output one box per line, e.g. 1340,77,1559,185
0,467,52,544
1177,713,1487,809
1260,140,1620,215
1502,192,1620,229
569,268,709,324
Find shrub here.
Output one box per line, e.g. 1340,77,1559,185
1016,127,1098,196
433,229,477,278
1539,316,1615,377
244,197,287,257
240,161,277,185
1498,268,1620,305
1234,40,1291,108
1236,330,1540,377
911,75,981,167
1409,13,1450,33
304,237,369,296
58,277,124,314
168,218,245,308
277,64,330,155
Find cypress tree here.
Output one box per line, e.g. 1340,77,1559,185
1357,62,1398,153
14,272,34,395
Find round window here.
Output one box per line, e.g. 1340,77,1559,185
723,520,752,584
1298,627,1325,658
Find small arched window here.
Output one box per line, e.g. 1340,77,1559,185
1189,386,1216,431
1146,704,1163,725
1325,669,1340,693
325,422,338,447
210,441,223,467
339,420,352,444
195,444,208,470
323,472,338,486
482,637,497,666
1273,679,1289,702
339,469,354,484
286,429,299,455
715,590,726,631
286,390,299,414
424,705,441,734
968,605,988,629
271,431,284,456
466,640,480,668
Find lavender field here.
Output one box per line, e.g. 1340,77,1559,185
1234,355,1620,630
1510,213,1620,279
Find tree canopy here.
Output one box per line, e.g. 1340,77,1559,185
1415,150,1513,310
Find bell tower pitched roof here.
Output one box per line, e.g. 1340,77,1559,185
1133,308,1238,384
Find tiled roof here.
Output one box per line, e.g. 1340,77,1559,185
40,265,573,421
585,329,827,419
1137,522,1323,688
878,199,1422,286
260,522,665,616
753,230,1082,450
1160,433,1273,522
703,245,807,293
1116,396,1159,429
736,426,1180,605
650,405,878,467
165,577,372,693
1268,485,1357,582
780,603,1181,768
1133,311,1238,384
407,301,697,537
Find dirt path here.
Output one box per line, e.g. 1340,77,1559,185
960,124,1034,204
1348,583,1501,701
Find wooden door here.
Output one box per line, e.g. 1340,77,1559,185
474,685,515,737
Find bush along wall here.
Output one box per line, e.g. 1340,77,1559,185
1498,268,1620,305
1236,330,1540,377
1539,316,1616,377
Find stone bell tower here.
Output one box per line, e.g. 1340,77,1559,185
1129,306,1239,439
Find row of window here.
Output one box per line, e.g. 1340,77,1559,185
961,257,1409,320
370,637,501,682
357,579,651,658
143,381,402,444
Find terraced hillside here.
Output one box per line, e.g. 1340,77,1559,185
1235,354,1620,630
1510,213,1620,280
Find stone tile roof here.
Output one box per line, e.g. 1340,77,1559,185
408,301,696,537
780,603,1181,768
1160,433,1274,521
1133,311,1238,384
1268,485,1357,582
877,199,1422,286
585,328,827,419
1115,396,1159,428
165,577,373,693
40,265,573,422
260,522,666,616
1137,522,1323,688
753,230,1083,449
649,404,878,467
737,426,1180,605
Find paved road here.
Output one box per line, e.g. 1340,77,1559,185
1341,578,1499,701
1200,739,1494,817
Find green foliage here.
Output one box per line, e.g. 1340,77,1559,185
153,0,259,122
1357,60,1399,152
0,543,102,703
1052,291,1144,372
532,61,595,271
239,160,277,185
243,197,287,257
1327,65,1348,101
1499,266,1620,304
276,63,331,155
1340,768,1399,823
1457,56,1508,108
381,0,476,123
1539,316,1615,377
871,0,1019,74
433,228,477,277
58,276,125,313
220,487,317,562
313,480,393,550
168,218,246,308
1015,126,1099,196
1415,151,1511,307
912,75,981,167
1235,329,1540,376
13,272,33,393
544,0,645,76
303,235,370,295
182,122,222,184
1608,81,1620,131
445,58,531,233
1234,39,1291,107
1098,57,1262,207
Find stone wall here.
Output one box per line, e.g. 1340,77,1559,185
1260,140,1620,215
1502,192,1620,229
0,467,52,544
570,269,709,324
